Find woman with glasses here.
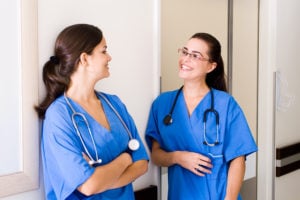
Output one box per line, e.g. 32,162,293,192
145,33,257,200
35,24,149,200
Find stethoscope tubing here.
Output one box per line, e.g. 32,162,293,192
63,92,138,166
202,90,220,146
64,94,102,165
71,112,102,164
164,86,220,146
163,86,184,125
99,93,134,140
100,93,140,151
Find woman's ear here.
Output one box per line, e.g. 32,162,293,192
207,62,217,73
79,52,88,66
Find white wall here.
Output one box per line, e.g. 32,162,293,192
274,0,300,199
258,0,300,199
1,0,160,199
0,0,21,176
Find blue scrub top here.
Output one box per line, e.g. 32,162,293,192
41,92,149,200
145,88,257,200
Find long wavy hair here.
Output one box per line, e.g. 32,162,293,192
35,24,103,119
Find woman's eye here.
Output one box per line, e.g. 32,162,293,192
182,51,188,56
192,54,198,59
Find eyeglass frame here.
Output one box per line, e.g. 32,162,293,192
178,47,211,62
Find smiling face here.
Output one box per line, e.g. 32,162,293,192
178,38,216,83
85,37,112,80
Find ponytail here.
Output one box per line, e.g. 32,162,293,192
35,58,68,119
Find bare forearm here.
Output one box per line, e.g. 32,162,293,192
111,160,148,189
78,153,132,195
225,156,245,200
151,147,177,167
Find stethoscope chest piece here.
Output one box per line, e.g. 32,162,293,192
163,86,183,125
163,114,173,125
128,139,140,151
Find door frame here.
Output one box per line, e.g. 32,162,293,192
257,0,277,199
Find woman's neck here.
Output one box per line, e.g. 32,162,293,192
66,72,98,102
183,81,210,98
182,82,210,116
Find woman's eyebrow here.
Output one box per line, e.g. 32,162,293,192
183,47,202,55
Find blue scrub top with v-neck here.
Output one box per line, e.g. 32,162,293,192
41,92,149,200
145,88,257,200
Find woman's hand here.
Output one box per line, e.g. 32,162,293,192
174,151,212,176
151,140,212,176
78,152,133,195
82,152,91,164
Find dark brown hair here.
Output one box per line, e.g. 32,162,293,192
35,24,103,119
191,33,227,92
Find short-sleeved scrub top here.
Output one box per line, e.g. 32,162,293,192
41,92,149,200
145,88,258,200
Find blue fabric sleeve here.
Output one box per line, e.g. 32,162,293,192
145,97,164,152
223,97,258,162
42,101,95,199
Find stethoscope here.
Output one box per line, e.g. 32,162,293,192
64,92,140,166
163,86,220,146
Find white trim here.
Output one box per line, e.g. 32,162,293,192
153,0,161,95
276,153,300,167
0,0,39,197
257,0,277,199
153,1,162,200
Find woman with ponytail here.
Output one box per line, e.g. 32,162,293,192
36,24,148,200
145,33,257,200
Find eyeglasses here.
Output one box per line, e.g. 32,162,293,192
178,48,210,62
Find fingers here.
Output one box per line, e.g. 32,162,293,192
199,157,213,169
194,164,212,176
198,154,212,163
194,154,213,176
82,152,90,162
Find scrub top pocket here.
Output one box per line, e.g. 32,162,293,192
202,140,226,180
206,154,227,180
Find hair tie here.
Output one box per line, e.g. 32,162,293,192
50,56,60,64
